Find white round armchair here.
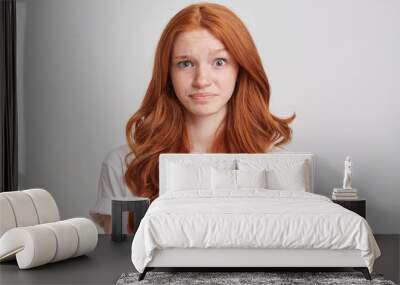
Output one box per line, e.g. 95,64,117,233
0,189,97,269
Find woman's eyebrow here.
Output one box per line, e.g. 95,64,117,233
174,55,190,60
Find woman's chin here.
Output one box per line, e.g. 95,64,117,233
186,106,226,117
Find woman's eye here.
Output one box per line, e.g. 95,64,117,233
214,58,227,67
177,60,193,68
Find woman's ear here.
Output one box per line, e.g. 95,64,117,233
166,79,176,97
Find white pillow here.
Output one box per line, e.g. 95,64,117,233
237,159,309,191
237,169,268,188
211,168,268,190
167,162,212,191
266,162,307,191
212,168,236,190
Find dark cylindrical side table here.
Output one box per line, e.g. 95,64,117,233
111,197,150,242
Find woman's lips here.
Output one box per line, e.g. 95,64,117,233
189,93,218,101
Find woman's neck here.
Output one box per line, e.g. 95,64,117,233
185,108,226,153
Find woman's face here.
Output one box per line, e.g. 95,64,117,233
170,29,239,117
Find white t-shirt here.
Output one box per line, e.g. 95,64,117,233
90,145,135,216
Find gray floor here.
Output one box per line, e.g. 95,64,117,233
374,235,400,284
0,235,134,285
0,234,398,285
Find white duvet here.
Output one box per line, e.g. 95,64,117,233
131,189,381,273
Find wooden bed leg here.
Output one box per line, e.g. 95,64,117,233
138,268,148,281
354,267,372,280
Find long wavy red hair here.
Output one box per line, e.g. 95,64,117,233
125,3,295,202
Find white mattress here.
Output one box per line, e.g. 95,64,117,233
131,189,381,273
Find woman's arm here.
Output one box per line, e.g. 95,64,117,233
91,145,135,234
92,213,135,235
92,213,112,234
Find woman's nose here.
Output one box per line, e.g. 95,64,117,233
192,65,211,89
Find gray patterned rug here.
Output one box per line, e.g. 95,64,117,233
116,271,397,285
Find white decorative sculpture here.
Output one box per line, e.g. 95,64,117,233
342,156,352,190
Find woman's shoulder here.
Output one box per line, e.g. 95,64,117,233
103,145,134,167
264,145,287,153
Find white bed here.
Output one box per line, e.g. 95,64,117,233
130,153,381,280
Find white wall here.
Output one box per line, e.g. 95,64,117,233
17,0,400,233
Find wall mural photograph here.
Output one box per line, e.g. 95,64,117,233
1,1,399,284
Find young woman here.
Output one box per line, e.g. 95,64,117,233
91,3,295,234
